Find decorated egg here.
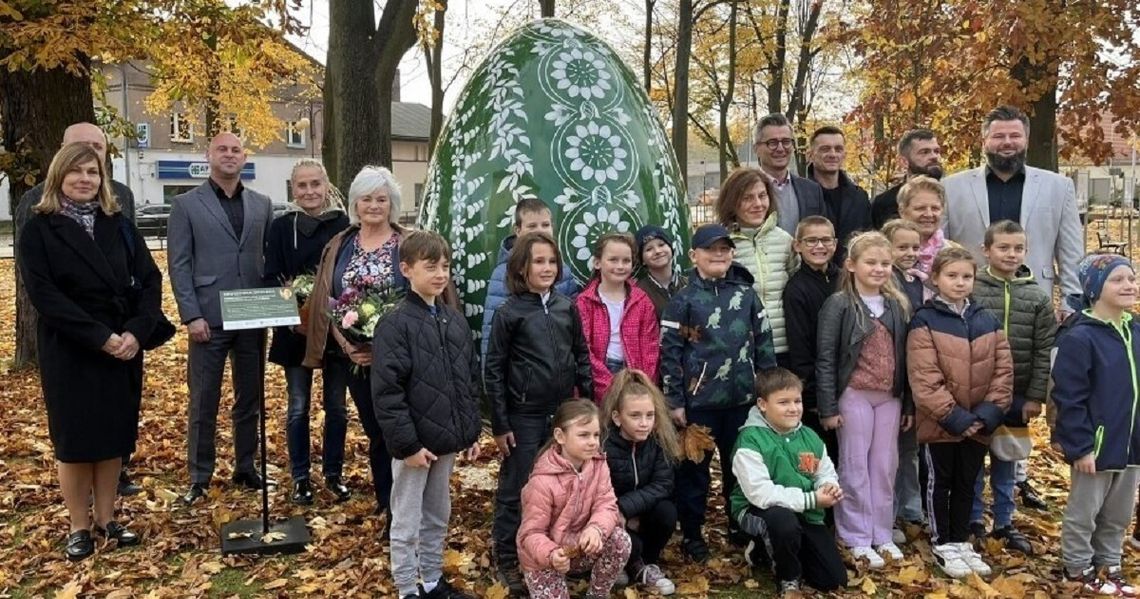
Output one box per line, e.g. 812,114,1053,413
419,18,690,333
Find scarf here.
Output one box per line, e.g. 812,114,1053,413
916,228,946,276
60,196,99,238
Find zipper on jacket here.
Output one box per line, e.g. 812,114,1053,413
692,361,709,396
1094,425,1105,458
1112,320,1139,460
631,443,639,488
1002,280,1011,335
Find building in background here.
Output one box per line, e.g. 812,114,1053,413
0,61,431,222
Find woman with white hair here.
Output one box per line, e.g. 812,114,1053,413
303,165,407,517
264,159,351,505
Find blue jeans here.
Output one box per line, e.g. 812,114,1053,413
971,454,1016,528
285,364,349,481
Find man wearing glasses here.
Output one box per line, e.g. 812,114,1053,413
806,125,872,265
752,113,826,235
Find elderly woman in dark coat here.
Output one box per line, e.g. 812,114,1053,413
18,143,166,560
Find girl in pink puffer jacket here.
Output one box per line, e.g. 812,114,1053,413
517,400,631,599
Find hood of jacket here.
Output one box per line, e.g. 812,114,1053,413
496,233,518,265
740,404,803,435
975,265,1035,289
687,262,755,289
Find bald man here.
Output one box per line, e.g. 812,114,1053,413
166,132,274,505
14,122,141,497
15,123,135,229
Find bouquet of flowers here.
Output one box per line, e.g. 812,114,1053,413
290,274,316,330
328,277,404,346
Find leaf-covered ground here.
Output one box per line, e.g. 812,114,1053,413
0,253,1134,598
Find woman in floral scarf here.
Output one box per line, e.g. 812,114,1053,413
898,175,959,277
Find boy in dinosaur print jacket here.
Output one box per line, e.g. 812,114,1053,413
661,224,777,563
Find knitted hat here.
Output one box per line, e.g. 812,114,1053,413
635,225,675,258
1078,254,1134,304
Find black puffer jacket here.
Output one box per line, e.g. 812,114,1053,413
371,293,482,459
486,291,593,435
604,433,674,518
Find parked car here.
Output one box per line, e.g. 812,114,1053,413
135,204,172,237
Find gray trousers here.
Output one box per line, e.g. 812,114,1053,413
187,328,266,484
894,426,923,522
1062,466,1140,571
390,453,456,597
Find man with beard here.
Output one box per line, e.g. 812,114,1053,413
943,105,1082,304
870,128,944,228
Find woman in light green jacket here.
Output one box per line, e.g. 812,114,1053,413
716,167,799,363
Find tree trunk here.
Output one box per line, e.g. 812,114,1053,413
786,0,821,175
1013,57,1059,171
426,1,447,155
767,0,790,114
672,0,694,185
1,60,97,369
539,0,555,17
718,1,738,182
643,0,655,95
326,0,417,188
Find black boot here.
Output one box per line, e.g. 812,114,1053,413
118,468,142,496
292,479,314,505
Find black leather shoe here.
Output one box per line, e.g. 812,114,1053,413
117,470,142,496
325,476,351,502
423,578,475,599
231,471,277,491
183,483,208,505
95,521,141,547
292,479,314,505
992,525,1034,555
65,529,95,561
1017,480,1048,510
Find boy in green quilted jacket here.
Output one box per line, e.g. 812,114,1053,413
729,367,847,597
970,220,1056,554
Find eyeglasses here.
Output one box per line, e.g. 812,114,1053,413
760,138,795,150
798,237,836,247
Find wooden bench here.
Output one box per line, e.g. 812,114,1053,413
1096,220,1127,255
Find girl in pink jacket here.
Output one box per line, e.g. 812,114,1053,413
577,233,661,404
517,400,632,599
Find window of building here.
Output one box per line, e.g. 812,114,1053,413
170,113,193,143
286,121,306,148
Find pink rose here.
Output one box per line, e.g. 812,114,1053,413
341,310,359,328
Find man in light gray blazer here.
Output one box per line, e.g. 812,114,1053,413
167,132,274,504
944,105,1083,307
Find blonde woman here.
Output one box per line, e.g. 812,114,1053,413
264,159,350,504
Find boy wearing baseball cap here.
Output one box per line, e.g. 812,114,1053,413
660,224,777,563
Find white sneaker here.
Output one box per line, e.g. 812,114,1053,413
955,542,992,576
876,542,904,561
932,543,972,578
892,527,906,545
637,564,675,595
850,546,886,569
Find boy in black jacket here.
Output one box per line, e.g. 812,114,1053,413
373,231,482,599
781,215,840,461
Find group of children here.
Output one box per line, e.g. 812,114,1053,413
368,182,1140,599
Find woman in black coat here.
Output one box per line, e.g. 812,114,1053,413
18,143,165,561
263,159,350,505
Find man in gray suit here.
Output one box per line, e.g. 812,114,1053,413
944,105,1083,308
167,132,274,504
753,113,826,235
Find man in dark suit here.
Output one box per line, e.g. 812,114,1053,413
806,125,872,265
167,132,275,504
14,122,142,496
753,113,826,235
870,128,944,228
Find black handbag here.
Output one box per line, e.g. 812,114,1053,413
119,217,176,350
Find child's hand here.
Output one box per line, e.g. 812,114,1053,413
404,448,438,468
626,516,641,532
670,408,687,427
494,432,516,458
962,421,984,438
815,488,839,508
1074,452,1097,474
550,548,570,573
819,482,844,502
821,415,843,430
1023,401,1042,422
464,443,480,461
900,415,914,432
579,526,604,556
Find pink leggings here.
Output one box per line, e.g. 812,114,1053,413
523,528,632,599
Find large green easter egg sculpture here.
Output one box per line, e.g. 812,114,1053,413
419,18,690,334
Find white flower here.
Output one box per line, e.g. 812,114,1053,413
564,121,628,184
550,48,612,101
570,206,631,261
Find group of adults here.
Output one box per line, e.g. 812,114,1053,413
14,102,1082,562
